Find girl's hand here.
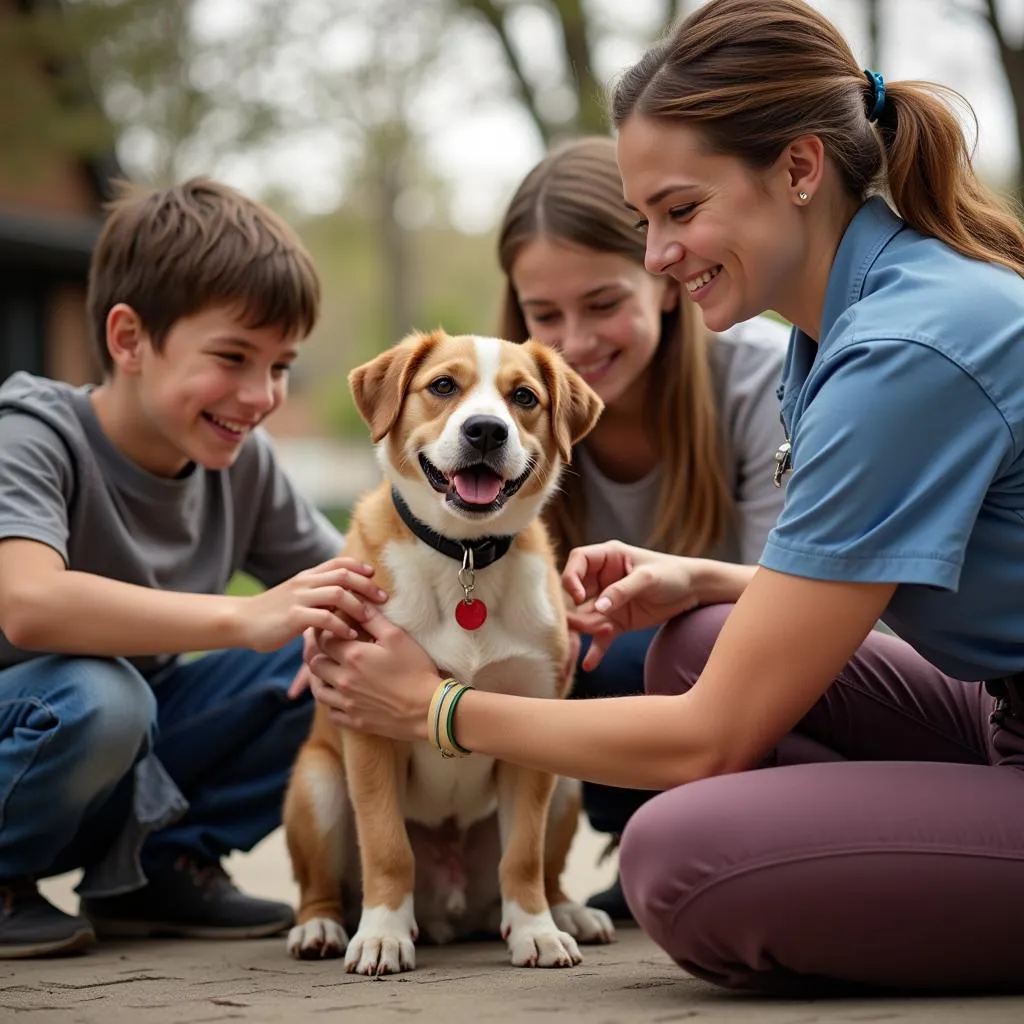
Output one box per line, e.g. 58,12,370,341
562,628,582,686
305,605,439,741
562,541,702,669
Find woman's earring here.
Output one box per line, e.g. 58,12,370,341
798,191,809,201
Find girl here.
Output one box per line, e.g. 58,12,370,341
495,136,789,917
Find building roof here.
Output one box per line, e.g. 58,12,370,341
0,0,124,276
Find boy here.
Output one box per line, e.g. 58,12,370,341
0,178,383,959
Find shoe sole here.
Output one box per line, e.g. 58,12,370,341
0,926,96,960
86,916,291,940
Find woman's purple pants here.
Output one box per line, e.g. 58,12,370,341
618,604,1024,995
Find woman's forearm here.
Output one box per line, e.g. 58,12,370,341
442,569,892,792
448,689,718,790
693,559,757,605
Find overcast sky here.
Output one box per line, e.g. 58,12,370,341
152,0,1022,233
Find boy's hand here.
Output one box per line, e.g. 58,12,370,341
237,556,387,653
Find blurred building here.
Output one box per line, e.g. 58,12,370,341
0,159,115,387
0,0,116,387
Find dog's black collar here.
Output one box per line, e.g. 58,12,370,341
391,489,514,569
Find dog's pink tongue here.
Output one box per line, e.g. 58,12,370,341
452,469,503,504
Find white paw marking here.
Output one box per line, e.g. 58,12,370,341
550,900,615,945
501,899,581,968
287,917,349,960
344,897,418,976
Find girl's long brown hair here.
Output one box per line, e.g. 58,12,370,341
497,136,733,564
611,0,1024,278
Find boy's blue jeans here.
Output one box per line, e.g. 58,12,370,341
0,639,310,894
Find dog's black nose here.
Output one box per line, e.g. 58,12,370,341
461,415,508,456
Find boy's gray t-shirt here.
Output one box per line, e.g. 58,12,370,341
0,371,345,676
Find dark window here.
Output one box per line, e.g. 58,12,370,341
0,275,46,382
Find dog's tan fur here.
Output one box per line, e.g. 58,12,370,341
284,330,612,975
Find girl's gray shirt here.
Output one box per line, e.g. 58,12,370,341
576,315,791,564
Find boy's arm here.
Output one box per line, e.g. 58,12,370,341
0,538,240,654
0,417,378,657
0,538,378,656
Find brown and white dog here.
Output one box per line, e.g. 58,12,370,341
283,328,613,975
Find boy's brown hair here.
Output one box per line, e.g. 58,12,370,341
86,178,321,375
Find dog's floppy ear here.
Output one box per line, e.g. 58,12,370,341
349,331,441,443
525,340,603,463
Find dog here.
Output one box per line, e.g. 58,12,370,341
283,328,614,976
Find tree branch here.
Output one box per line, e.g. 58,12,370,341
549,0,606,135
981,0,1005,47
454,0,551,143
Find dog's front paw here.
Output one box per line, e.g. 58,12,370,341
550,900,615,944
344,899,418,976
501,902,582,968
288,916,349,960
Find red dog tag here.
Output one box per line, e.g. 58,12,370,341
455,599,487,630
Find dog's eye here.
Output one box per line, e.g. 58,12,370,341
428,376,458,397
511,386,538,409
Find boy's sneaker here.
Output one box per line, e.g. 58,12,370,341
0,877,96,959
80,855,294,940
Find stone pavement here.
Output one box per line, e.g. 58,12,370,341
10,823,1023,1024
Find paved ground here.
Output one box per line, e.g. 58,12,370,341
12,823,1023,1023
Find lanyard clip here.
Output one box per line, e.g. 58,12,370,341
458,545,476,603
773,440,792,488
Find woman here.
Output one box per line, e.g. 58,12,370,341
307,0,1024,996
495,136,789,918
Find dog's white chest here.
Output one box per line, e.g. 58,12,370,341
382,541,561,827
382,541,559,690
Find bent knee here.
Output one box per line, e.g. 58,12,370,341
618,793,690,946
57,658,156,778
644,604,733,697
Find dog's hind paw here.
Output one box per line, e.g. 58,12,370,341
550,900,615,944
344,899,418,976
288,917,349,960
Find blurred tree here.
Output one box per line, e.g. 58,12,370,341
972,0,1023,199
287,0,450,349
88,0,291,184
865,0,882,70
453,0,684,144
0,0,294,186
0,0,147,183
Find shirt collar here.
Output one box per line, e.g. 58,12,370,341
779,197,906,426
816,195,906,349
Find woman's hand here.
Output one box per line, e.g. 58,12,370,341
286,626,324,700
304,605,440,742
562,541,703,670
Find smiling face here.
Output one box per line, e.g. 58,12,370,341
509,237,677,411
617,115,807,333
349,330,602,539
108,303,299,475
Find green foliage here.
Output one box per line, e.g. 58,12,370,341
291,207,505,441
0,0,126,180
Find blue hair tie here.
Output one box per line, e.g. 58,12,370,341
863,68,886,122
